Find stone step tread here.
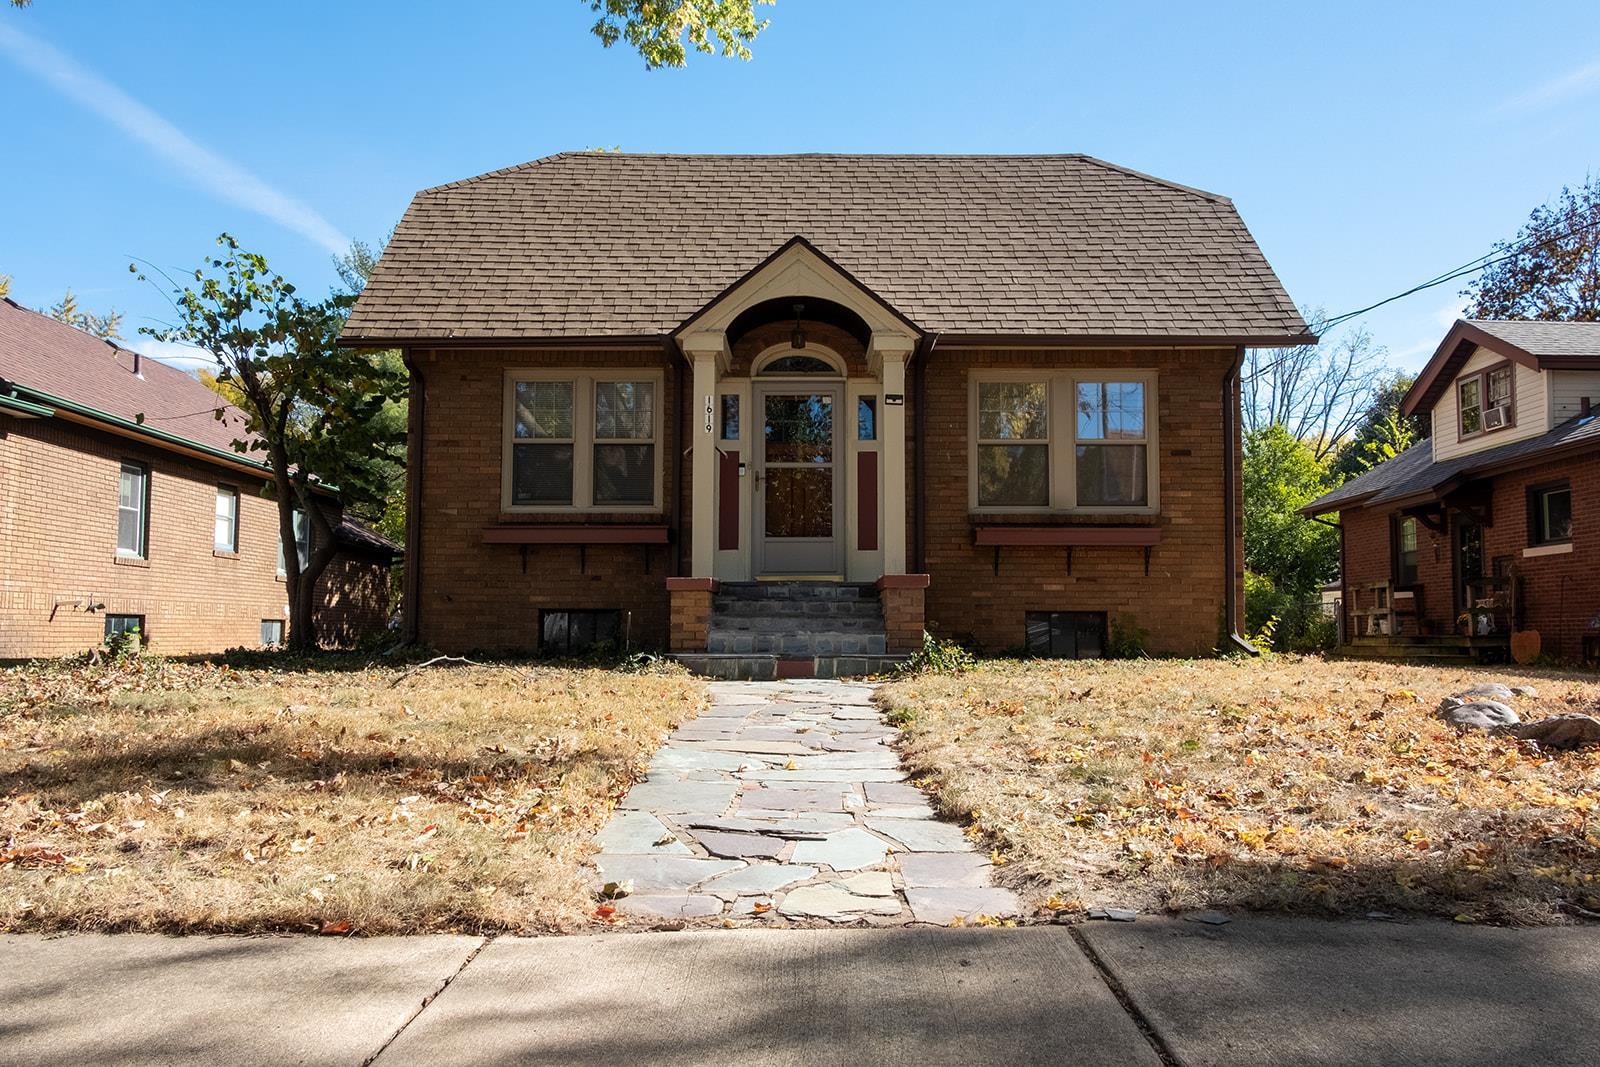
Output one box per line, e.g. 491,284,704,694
712,600,884,617
708,635,890,656
710,617,886,633
716,583,876,601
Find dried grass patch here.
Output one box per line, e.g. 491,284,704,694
0,656,703,935
879,656,1600,924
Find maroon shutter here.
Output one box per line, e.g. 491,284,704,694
718,450,740,550
857,451,879,551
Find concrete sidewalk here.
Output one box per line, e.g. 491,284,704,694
5,919,1599,1065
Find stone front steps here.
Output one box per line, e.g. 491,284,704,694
674,581,906,679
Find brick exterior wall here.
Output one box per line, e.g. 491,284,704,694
918,347,1241,657
410,347,683,654
411,343,1242,658
0,414,392,658
1340,451,1600,660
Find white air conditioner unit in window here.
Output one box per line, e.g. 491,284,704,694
1483,405,1510,430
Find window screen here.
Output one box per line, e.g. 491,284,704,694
1024,611,1107,659
261,619,285,647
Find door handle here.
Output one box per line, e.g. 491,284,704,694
752,469,764,491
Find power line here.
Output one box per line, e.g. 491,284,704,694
1316,213,1600,333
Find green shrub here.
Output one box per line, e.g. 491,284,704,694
1107,615,1149,659
898,631,976,675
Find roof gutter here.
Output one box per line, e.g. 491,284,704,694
1223,347,1257,656
0,392,55,419
4,380,282,477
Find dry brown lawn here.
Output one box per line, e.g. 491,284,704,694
879,656,1600,925
0,655,703,934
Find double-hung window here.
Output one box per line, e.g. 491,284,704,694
214,487,240,553
506,373,661,510
117,462,149,558
1395,516,1419,586
972,373,1156,511
1458,364,1513,438
1530,482,1572,546
276,507,310,577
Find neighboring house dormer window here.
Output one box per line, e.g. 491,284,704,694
117,462,149,558
1458,364,1513,438
503,371,662,511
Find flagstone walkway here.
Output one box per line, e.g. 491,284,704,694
591,679,1020,925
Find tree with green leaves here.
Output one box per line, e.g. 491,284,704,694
135,235,406,653
1466,175,1600,321
589,0,771,68
331,233,407,547
1329,371,1427,481
1243,425,1340,647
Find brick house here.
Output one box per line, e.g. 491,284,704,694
342,153,1309,675
1305,319,1600,665
0,298,399,658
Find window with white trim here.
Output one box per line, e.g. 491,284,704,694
117,462,149,558
505,373,662,510
214,487,240,553
971,373,1156,511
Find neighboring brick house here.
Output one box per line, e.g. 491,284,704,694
0,298,399,659
1305,320,1600,665
342,153,1309,675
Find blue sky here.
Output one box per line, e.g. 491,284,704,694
2,1,1597,374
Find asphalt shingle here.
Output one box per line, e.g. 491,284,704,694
342,153,1309,343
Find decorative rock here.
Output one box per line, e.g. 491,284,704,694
592,811,693,856
1440,700,1520,730
1186,910,1232,926
906,886,1022,924
779,884,902,920
1457,683,1515,702
695,831,789,860
700,864,817,900
1086,907,1139,922
792,828,894,871
1499,714,1600,750
1511,685,1539,697
615,894,724,919
864,817,971,853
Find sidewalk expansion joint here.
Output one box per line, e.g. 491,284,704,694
363,934,493,1066
1068,926,1185,1067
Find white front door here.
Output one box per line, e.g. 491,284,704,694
754,383,844,576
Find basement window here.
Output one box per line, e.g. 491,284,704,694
540,609,622,655
1024,611,1107,659
104,614,145,647
261,619,285,647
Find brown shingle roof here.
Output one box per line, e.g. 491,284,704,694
342,153,1310,344
0,297,258,462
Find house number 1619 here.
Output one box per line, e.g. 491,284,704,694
704,395,714,434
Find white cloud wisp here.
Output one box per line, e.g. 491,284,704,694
0,21,350,256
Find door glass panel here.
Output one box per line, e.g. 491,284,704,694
764,395,833,464
765,467,833,538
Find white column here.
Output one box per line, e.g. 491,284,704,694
681,335,726,578
878,346,911,575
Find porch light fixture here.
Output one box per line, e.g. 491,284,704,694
790,302,806,349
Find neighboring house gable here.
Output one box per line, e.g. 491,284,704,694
0,298,397,657
1308,319,1600,662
